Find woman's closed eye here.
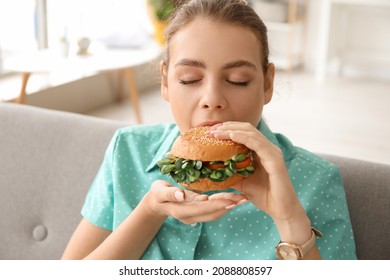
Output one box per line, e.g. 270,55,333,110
179,79,202,85
226,80,250,87
179,79,250,86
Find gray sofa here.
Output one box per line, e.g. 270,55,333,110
1,103,389,260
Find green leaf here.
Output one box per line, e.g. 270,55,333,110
188,175,197,182
179,171,186,181
246,166,255,173
195,161,203,170
237,170,249,177
225,167,234,177
210,170,220,180
175,158,183,169
188,170,201,182
202,167,212,174
182,161,189,169
236,153,247,162
161,164,175,174
194,170,201,178
172,174,179,182
229,161,236,170
188,168,195,176
157,159,173,166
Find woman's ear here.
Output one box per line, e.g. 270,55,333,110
263,63,275,104
160,60,169,101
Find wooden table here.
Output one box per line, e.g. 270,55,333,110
4,45,162,123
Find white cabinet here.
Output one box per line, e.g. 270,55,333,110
251,0,306,71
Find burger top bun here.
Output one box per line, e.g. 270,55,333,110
171,126,249,162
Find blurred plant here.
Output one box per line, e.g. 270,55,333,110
149,0,175,21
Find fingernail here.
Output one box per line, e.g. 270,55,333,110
236,199,249,206
174,191,184,201
225,204,237,210
209,130,222,135
211,123,223,129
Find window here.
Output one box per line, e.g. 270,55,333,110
46,0,153,50
0,0,153,74
0,0,39,74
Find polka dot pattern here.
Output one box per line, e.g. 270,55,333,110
81,121,357,260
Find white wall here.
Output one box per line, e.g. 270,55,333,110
304,0,390,79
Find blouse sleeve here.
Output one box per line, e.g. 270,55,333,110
313,165,357,259
80,130,120,231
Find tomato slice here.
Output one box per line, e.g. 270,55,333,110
205,155,252,170
235,156,251,169
205,162,225,170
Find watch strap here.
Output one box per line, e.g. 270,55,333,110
299,227,323,258
276,227,323,259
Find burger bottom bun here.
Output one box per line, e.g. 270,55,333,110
179,173,244,193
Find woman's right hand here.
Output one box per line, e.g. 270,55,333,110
141,180,248,224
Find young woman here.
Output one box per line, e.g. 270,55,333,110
62,0,356,260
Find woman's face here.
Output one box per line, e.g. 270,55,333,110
161,18,274,133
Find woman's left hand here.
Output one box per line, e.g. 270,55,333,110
209,121,304,223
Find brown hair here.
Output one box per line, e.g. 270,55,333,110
163,0,269,70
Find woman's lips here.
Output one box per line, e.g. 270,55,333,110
196,121,223,127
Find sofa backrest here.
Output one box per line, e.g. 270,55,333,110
321,155,390,260
0,103,126,259
0,103,389,259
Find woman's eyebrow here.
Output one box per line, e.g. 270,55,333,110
174,58,257,71
174,58,206,69
223,60,257,71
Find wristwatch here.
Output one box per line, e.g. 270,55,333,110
275,227,323,260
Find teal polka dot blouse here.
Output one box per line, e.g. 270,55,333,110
81,120,357,260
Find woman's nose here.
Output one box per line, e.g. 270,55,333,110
199,84,227,110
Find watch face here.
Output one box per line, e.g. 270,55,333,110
277,244,299,260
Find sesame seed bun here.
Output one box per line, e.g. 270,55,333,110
171,126,249,162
